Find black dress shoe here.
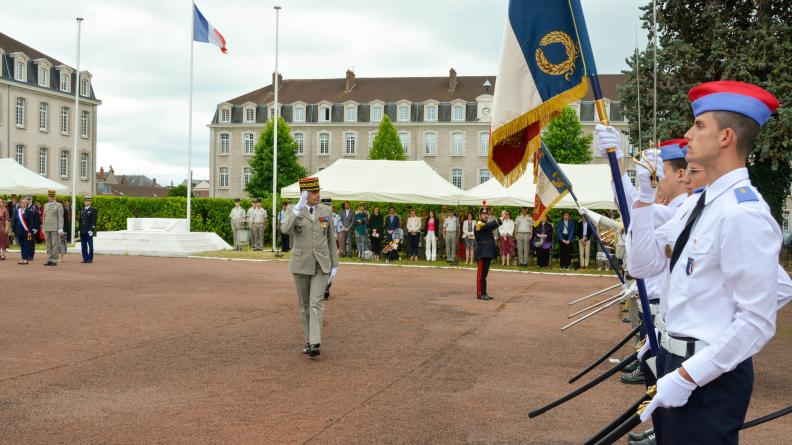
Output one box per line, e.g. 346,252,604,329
44,262,55,266
622,359,639,373
629,428,654,441
308,344,321,357
620,367,645,384
479,294,493,301
302,343,311,354
629,432,655,445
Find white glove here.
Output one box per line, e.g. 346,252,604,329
293,191,308,215
637,149,665,203
594,124,623,159
640,369,697,422
88,231,93,237
58,230,64,236
328,267,338,283
576,206,587,216
637,338,651,360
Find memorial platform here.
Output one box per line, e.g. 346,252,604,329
93,218,231,257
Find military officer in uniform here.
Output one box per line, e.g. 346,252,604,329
627,81,782,445
474,205,502,300
281,178,339,358
79,196,98,264
42,190,65,266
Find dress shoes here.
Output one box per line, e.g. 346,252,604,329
308,344,321,357
477,294,493,301
620,367,645,384
629,432,655,445
302,343,311,354
622,359,639,373
44,262,56,266
629,428,654,441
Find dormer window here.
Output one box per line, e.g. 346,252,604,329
452,104,465,122
80,78,90,96
294,106,305,123
269,106,279,119
60,72,70,92
345,105,357,122
220,107,231,123
371,105,383,123
15,60,26,82
398,104,410,122
244,107,255,123
424,104,438,122
319,105,331,123
38,67,49,87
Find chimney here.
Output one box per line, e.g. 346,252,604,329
271,72,283,89
345,69,356,92
152,178,157,187
109,165,114,175
98,166,105,178
449,68,458,91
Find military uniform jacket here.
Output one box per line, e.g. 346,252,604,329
80,207,98,234
474,217,502,260
282,203,340,275
42,201,64,232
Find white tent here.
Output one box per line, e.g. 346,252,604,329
0,158,69,195
460,163,618,210
281,159,463,205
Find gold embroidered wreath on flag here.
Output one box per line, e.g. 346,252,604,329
535,31,578,80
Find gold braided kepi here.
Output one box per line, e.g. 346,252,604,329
299,177,320,192
47,189,56,197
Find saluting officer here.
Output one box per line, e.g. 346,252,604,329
474,205,502,300
79,196,98,264
281,178,339,358
628,81,782,444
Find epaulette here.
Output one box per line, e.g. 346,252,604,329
734,186,759,204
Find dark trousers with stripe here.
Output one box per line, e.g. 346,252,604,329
16,234,34,260
80,233,94,262
476,257,491,296
653,346,753,445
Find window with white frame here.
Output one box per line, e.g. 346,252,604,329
452,104,465,122
81,111,89,137
424,132,437,155
244,133,255,154
220,108,231,123
219,167,229,188
80,78,90,96
15,60,25,81
242,167,251,188
425,104,438,121
294,132,304,155
80,153,89,179
399,131,410,155
60,72,70,92
319,106,331,122
38,67,49,87
345,106,357,122
783,205,789,231
479,168,491,184
479,132,489,156
294,107,305,123
60,151,69,177
398,105,410,122
319,133,330,155
344,132,357,156
269,106,279,119
39,103,48,131
61,107,69,134
16,97,25,127
451,132,465,156
626,169,636,185
371,105,383,122
219,133,230,153
368,131,377,149
15,145,25,165
580,101,595,121
39,147,48,175
450,168,463,188
244,107,255,123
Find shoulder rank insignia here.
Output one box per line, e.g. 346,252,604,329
734,187,758,203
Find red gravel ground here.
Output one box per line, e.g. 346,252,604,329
1,255,790,444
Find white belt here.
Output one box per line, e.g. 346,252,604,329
654,316,667,336
660,334,708,359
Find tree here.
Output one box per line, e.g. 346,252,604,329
619,0,792,222
246,117,307,197
369,115,406,160
166,184,194,198
542,106,593,164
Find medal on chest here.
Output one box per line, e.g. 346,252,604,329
319,215,329,229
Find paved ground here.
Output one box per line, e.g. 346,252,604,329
1,254,790,444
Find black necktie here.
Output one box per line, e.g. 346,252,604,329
669,191,706,272
309,207,314,215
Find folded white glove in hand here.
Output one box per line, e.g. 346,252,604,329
594,124,623,159
328,267,338,283
88,231,93,237
640,369,697,421
637,149,665,203
293,191,308,215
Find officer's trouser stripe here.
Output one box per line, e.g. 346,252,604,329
477,259,483,296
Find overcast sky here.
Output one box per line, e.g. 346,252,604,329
2,0,649,184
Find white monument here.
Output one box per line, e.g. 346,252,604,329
93,218,231,257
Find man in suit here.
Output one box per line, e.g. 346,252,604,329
474,206,502,300
12,196,38,265
281,177,340,358
385,207,400,241
79,196,98,264
338,201,354,257
556,211,576,269
576,215,597,269
42,190,65,266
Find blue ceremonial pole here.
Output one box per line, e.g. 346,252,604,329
570,0,658,355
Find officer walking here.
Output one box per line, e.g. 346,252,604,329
79,196,98,264
281,177,339,358
42,190,65,266
474,205,502,300
628,81,782,444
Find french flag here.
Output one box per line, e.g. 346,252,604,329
193,4,227,54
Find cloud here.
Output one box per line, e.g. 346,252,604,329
2,0,646,183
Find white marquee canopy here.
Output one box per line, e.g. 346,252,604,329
0,158,69,195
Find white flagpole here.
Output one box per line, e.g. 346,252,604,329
186,0,195,231
271,5,281,252
70,17,83,245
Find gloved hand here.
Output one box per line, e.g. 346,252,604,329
88,231,93,237
637,149,665,203
293,191,308,215
594,124,623,159
640,369,697,421
637,338,651,360
58,230,64,236
576,206,587,216
328,267,338,283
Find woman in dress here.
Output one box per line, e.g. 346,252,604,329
368,206,384,261
533,215,554,268
0,198,9,260
462,212,476,264
498,210,515,266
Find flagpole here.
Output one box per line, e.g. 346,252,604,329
70,17,83,246
271,5,281,253
186,0,195,232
